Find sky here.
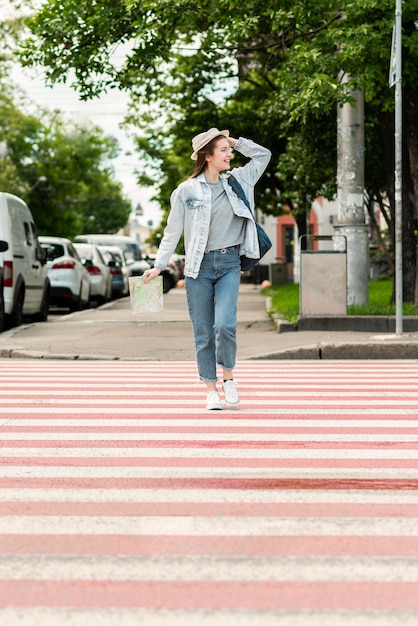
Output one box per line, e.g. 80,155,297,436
10,62,163,228
3,0,162,229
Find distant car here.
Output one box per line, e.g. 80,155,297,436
73,234,150,277
39,236,91,312
73,243,113,304
0,239,9,332
97,245,129,298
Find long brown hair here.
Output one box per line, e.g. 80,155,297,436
190,135,225,178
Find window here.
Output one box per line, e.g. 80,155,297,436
24,222,32,246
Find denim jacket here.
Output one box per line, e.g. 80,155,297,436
154,137,271,278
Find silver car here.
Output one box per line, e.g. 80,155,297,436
73,243,112,304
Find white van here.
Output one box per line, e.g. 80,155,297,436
0,192,50,328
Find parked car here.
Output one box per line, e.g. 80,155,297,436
73,243,112,304
169,253,185,281
0,239,9,332
73,234,150,277
39,236,91,312
0,192,50,328
97,245,129,298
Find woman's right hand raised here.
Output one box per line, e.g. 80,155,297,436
143,267,162,284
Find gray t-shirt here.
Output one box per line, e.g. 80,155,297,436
205,180,246,252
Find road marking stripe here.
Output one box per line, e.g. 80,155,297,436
3,467,418,479
3,457,418,469
4,448,418,458
3,432,418,442
2,487,418,503
0,608,416,626
1,476,418,490
0,412,418,426
2,389,418,397
1,555,417,582
2,408,417,415
1,515,418,535
1,533,417,556
2,500,418,517
1,398,417,406
0,580,418,610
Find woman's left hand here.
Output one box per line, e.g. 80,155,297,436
143,267,162,283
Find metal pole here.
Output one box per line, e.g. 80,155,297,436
394,0,403,334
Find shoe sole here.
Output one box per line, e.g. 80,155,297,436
224,402,240,409
207,405,223,410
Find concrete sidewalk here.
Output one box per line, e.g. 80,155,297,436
1,283,418,360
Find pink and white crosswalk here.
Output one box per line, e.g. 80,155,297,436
0,359,418,624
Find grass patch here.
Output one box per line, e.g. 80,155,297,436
263,283,300,325
262,280,417,325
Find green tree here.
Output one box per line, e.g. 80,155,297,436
21,0,418,302
0,90,131,237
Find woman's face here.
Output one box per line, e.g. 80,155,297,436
206,137,233,172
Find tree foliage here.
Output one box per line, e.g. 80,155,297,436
20,0,418,301
0,2,132,239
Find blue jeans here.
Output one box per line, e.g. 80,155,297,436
185,246,241,382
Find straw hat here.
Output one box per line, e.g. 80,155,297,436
190,128,230,160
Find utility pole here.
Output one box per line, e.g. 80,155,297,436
334,73,369,306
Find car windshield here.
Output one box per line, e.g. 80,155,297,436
123,243,142,262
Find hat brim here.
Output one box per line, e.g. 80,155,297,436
190,129,230,160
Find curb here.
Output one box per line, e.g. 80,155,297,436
252,341,418,360
297,315,418,333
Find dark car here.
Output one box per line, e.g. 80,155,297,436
0,239,9,332
145,254,181,293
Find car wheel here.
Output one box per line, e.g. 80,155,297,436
69,298,82,313
69,285,82,312
11,287,25,327
34,285,50,322
162,273,174,293
105,278,112,302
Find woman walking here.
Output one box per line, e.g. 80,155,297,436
143,128,271,409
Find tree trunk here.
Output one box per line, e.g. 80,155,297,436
286,198,309,251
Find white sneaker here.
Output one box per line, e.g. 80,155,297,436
206,390,223,410
222,379,240,409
